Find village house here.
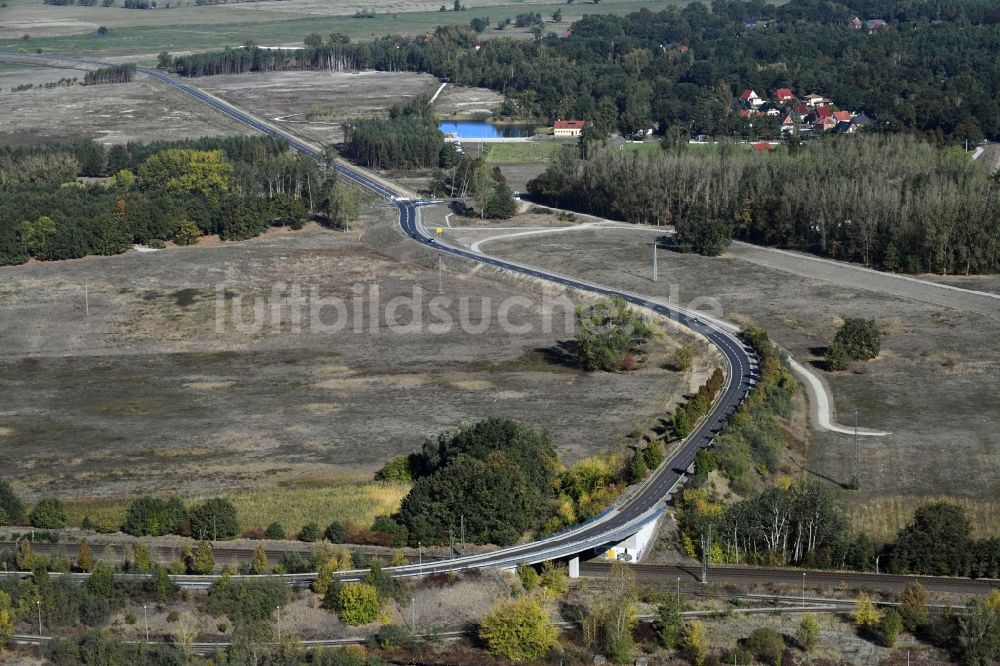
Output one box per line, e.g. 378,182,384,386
773,88,795,103
804,93,830,107
740,89,764,108
553,119,586,137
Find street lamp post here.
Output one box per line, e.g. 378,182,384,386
276,605,281,642
36,599,42,635
144,604,149,643
676,577,680,604
418,542,422,575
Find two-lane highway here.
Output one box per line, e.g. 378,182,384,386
0,54,760,577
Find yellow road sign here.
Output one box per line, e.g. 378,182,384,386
435,227,443,234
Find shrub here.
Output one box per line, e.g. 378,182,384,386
627,452,648,484
797,614,819,652
643,440,665,469
0,481,24,524
899,581,929,631
189,498,239,540
653,598,683,648
324,520,346,544
375,455,418,483
539,561,568,595
86,562,114,598
133,543,153,573
336,583,381,625
479,596,557,661
370,516,407,548
832,317,882,360
517,562,540,591
174,220,202,246
122,496,187,536
854,592,882,631
249,544,269,575
574,296,654,372
369,623,416,651
672,345,694,371
204,578,290,625
298,522,321,542
747,627,785,666
29,497,67,528
124,611,137,625
15,539,34,570
153,566,173,604
166,611,180,623
880,609,903,647
147,238,166,249
264,522,286,540
186,540,215,574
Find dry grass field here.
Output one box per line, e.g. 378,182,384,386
0,70,252,145
470,223,1000,538
0,0,691,56
0,210,706,520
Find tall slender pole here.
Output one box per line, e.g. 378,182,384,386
701,525,711,584
411,596,416,633
418,542,422,575
676,577,680,604
449,528,454,560
144,604,149,643
437,254,443,294
460,514,465,556
37,600,42,635
801,573,805,607
84,284,89,318
276,605,281,642
652,242,658,282
853,408,860,489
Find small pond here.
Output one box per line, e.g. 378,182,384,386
438,120,537,139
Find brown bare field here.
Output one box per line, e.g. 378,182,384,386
469,222,1000,538
0,73,252,145
0,210,707,507
194,70,501,146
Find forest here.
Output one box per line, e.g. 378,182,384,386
527,136,1000,274
0,137,338,266
166,0,1000,143
342,97,443,170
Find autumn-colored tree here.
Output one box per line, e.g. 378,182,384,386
76,538,93,572
854,592,882,632
249,544,269,575
797,614,820,652
174,221,202,246
15,539,35,571
139,148,232,198
133,542,153,573
186,540,215,574
0,590,13,651
479,595,558,661
336,582,381,625
899,581,929,631
681,620,707,666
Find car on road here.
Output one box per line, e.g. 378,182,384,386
427,238,436,244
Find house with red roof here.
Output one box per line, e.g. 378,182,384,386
752,142,774,152
832,110,852,123
773,88,795,103
553,119,586,137
814,117,837,132
815,106,834,119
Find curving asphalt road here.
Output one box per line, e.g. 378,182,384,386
0,54,760,579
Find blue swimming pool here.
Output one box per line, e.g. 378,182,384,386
438,121,536,139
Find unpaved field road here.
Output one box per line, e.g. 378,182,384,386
730,242,1000,318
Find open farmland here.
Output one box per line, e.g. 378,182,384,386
0,0,692,56
461,221,1000,539
0,209,708,513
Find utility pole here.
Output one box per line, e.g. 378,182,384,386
460,514,465,557
37,600,42,635
700,525,711,584
853,408,860,489
418,541,422,575
449,528,455,560
411,596,416,633
144,604,149,643
652,241,658,282
675,577,680,604
84,284,89,318
437,254,443,294
276,605,282,642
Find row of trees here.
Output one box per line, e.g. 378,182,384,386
528,135,1000,273
0,137,351,266
83,64,136,85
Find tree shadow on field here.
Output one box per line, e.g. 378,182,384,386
536,340,579,370
807,345,837,371
794,458,853,490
